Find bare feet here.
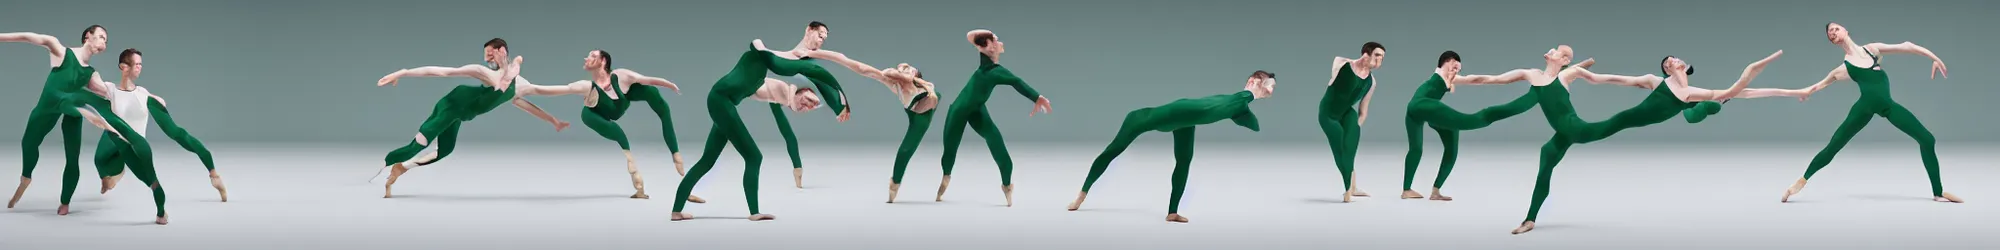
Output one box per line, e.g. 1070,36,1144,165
1937,192,1963,203
1002,184,1015,207
1401,190,1425,199
156,215,169,225
935,175,952,202
9,177,29,208
383,163,409,198
1067,192,1087,211
1782,178,1806,202
631,192,650,199
887,182,901,203
1512,221,1536,234
626,151,648,199
794,168,804,189
58,204,69,215
210,171,228,202
687,195,706,203
1429,189,1454,201
749,214,777,221
1342,189,1353,203
671,212,693,221
101,174,124,194
1166,214,1189,223
1352,188,1371,197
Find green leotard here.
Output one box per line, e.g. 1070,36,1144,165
20,48,92,179
1800,50,1943,197
1520,76,1723,223
1401,73,1541,191
760,56,850,171
54,91,160,216
672,47,845,215
78,98,215,209
891,91,936,184
381,76,519,167
1319,63,1371,191
579,75,636,149
1078,90,1260,213
938,53,1044,187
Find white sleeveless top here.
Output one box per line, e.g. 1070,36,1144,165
100,82,154,137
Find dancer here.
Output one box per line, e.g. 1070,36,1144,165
374,38,572,198
1066,70,1277,223
1321,42,1384,202
1397,51,1546,201
669,41,844,221
4,26,114,209
82,49,227,205
767,47,938,202
516,49,701,201
1782,22,1957,203
1508,45,1787,234
934,29,1054,206
748,21,854,189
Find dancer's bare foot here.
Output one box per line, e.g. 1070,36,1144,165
1002,184,1015,207
1512,221,1536,234
1937,192,1963,203
57,204,69,215
935,175,952,202
1429,189,1454,201
1352,188,1371,197
1782,178,1806,202
1401,190,1425,199
631,192,650,199
687,195,706,203
671,212,694,221
794,168,804,189
1342,190,1354,203
101,173,124,193
156,215,169,225
887,182,901,203
210,171,228,202
1166,213,1189,223
626,151,648,199
1067,192,1088,211
9,177,29,208
383,163,409,198
749,214,776,221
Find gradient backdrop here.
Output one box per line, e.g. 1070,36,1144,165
1,0,1993,145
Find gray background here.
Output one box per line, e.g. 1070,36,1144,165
1,0,1994,145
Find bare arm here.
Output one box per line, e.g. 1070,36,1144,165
1455,69,1539,85
0,32,64,56
510,98,568,130
1357,83,1376,125
1567,67,1661,89
378,64,495,87
750,78,801,106
799,50,892,83
1807,65,1851,92
1867,42,1948,79
1329,57,1355,81
612,69,680,94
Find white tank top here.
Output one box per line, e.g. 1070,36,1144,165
104,83,154,137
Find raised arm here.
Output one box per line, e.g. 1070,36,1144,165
1671,50,1784,102
1866,42,1948,79
0,32,64,56
612,69,680,93
1566,67,1660,89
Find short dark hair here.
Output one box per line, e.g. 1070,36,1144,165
914,71,924,79
972,32,997,48
1661,56,1694,76
1250,70,1276,79
119,48,142,65
597,50,613,73
484,38,508,50
1825,22,1834,31
1361,42,1385,55
82,25,105,42
808,21,828,30
1437,50,1462,67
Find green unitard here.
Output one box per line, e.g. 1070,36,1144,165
576,75,686,154
56,92,162,216
1521,77,1724,223
891,92,936,184
1401,74,1541,191
671,47,846,215
760,59,849,171
1319,63,1372,191
1078,90,1261,213
20,48,93,179
70,97,216,208
1800,51,1944,197
938,53,1043,186
382,75,519,167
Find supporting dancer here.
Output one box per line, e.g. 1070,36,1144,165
1398,51,1546,201
83,49,227,206
518,49,699,201
4,26,113,208
1066,70,1277,223
934,29,1054,206
669,43,843,222
374,38,572,198
1321,42,1384,203
1782,22,1957,203
1509,45,1788,234
771,48,938,202
748,21,853,189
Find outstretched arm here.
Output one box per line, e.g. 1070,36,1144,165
1866,42,1948,79
0,32,64,56
1674,50,1784,102
1456,69,1538,85
378,65,495,87
511,97,568,131
1806,65,1851,92
1567,67,1661,89
800,50,893,83
613,69,681,94
989,67,1045,103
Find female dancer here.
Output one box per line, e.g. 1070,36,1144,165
1066,70,1276,223
520,50,691,200
3,26,113,209
1322,42,1383,202
1508,45,1792,234
935,29,1054,206
374,39,571,198
775,48,938,202
670,43,845,222
1782,22,1958,203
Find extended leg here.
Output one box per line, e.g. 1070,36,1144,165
935,107,971,201
1070,115,1147,211
581,108,648,198
124,144,168,225
629,86,686,174
671,125,731,219
11,105,64,208
147,101,224,201
967,110,1017,206
1788,104,1876,202
1516,136,1573,235
888,108,935,202
1881,104,1952,202
1166,127,1196,223
768,103,805,189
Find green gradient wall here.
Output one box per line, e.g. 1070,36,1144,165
2,0,1993,144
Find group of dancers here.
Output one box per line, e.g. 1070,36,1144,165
3,21,1957,235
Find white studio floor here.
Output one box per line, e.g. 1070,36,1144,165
1,141,1995,250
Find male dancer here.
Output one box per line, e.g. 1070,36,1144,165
1398,51,1562,201
519,49,696,201
1322,42,1383,203
1066,70,1276,223
4,26,115,208
749,21,852,189
78,48,227,208
934,29,1054,207
769,48,938,202
1783,22,1958,203
669,40,844,221
374,38,571,198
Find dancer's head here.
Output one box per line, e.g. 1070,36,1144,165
1358,42,1387,70
81,25,108,54
804,21,830,50
789,88,825,112
483,38,509,66
117,48,142,79
1246,70,1277,99
586,50,612,73
1825,22,1851,45
1436,50,1463,75
968,29,1003,57
882,63,922,82
1660,56,1694,77
1545,45,1574,66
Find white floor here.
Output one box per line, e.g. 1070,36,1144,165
1,141,1995,249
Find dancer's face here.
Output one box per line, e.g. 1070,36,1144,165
483,46,507,66
584,50,605,71
980,35,1005,55
1825,23,1849,44
791,90,823,112
84,28,108,53
1360,48,1386,69
1439,59,1462,76
1248,77,1277,99
882,63,919,81
119,54,142,78
1662,57,1688,75
805,27,829,50
1545,45,1573,66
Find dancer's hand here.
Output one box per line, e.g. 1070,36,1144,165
836,108,851,123
378,72,401,86
1030,96,1053,117
555,121,572,132
1575,58,1596,69
1931,60,1948,79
